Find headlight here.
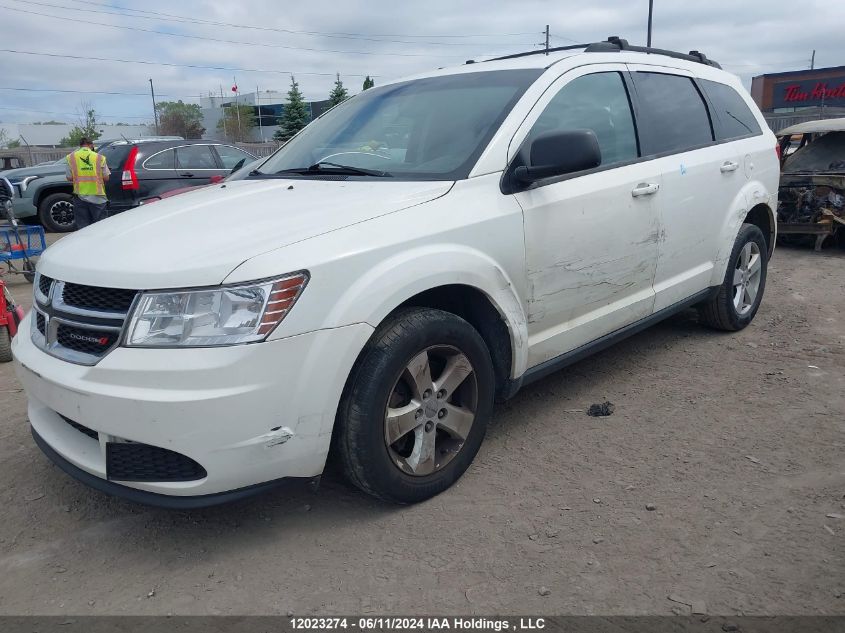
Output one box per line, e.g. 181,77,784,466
125,272,308,347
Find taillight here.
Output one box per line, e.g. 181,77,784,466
121,146,139,190
775,144,782,161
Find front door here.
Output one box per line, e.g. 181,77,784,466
510,66,662,368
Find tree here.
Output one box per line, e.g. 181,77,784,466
328,73,349,107
156,100,205,139
216,104,255,143
362,76,375,90
59,105,101,146
274,75,309,142
7,139,21,149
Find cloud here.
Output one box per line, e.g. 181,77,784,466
1,0,842,126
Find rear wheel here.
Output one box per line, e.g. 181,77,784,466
38,192,75,232
336,308,495,503
699,223,768,331
0,326,11,363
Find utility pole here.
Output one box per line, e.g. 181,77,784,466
233,77,242,142
647,0,654,47
810,49,816,70
256,84,263,142
219,84,227,139
149,78,159,134
544,25,550,55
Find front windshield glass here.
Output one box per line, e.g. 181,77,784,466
256,69,542,180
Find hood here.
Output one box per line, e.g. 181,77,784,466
0,162,65,181
38,178,453,289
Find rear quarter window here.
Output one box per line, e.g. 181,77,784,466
700,79,762,140
99,145,131,171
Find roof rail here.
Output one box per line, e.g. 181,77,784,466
478,36,720,69
584,36,722,68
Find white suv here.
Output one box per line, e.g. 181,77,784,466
12,39,779,507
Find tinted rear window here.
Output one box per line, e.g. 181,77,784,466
634,72,714,155
99,145,132,170
700,79,762,140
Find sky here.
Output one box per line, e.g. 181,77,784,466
1,0,843,128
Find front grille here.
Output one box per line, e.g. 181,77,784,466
38,274,53,297
60,415,98,440
106,442,207,482
56,323,118,355
32,277,136,365
62,283,137,313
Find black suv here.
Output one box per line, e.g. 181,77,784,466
99,139,257,214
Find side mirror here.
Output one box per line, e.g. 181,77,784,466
514,129,601,184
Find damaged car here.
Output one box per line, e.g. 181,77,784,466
777,118,845,250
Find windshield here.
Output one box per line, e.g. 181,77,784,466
256,69,541,180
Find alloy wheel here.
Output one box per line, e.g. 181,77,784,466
50,200,75,228
733,241,762,315
384,345,478,476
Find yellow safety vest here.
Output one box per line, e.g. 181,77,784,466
67,148,106,197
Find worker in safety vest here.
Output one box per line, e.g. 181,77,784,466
65,138,110,229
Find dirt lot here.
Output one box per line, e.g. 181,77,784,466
0,240,842,616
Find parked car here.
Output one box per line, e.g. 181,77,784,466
13,38,779,507
138,158,264,204
9,139,256,232
776,118,845,250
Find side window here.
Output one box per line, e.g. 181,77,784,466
175,145,218,170
525,72,639,167
699,79,762,140
143,149,175,170
216,145,254,169
633,72,713,154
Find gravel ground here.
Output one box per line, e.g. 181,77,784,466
0,238,842,616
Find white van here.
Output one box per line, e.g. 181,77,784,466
12,38,779,506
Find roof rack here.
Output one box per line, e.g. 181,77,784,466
480,36,721,69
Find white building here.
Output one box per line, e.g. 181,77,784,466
200,90,331,142
0,123,156,148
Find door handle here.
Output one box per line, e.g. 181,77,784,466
179,172,195,177
631,182,659,197
720,161,740,173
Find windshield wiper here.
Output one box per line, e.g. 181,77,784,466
269,162,391,177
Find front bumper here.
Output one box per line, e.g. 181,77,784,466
12,313,373,502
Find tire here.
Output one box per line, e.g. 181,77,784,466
38,192,76,232
335,308,495,504
22,260,35,284
699,223,768,331
0,326,11,363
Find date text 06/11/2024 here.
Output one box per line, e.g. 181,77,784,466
289,617,547,630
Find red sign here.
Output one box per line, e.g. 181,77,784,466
773,78,845,108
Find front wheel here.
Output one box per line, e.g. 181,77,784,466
38,192,76,232
699,223,768,331
335,308,495,503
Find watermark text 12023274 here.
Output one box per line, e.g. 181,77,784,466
289,617,546,631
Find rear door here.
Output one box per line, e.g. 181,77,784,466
627,66,723,310
136,146,179,202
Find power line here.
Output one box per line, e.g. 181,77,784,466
0,48,378,77
59,0,536,40
0,86,202,98
3,3,462,58
0,105,150,119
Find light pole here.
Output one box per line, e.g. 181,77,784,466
647,0,654,47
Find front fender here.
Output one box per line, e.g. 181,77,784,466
31,176,72,208
323,245,529,378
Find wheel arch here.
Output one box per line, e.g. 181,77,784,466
710,181,776,287
33,182,73,208
320,246,529,385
